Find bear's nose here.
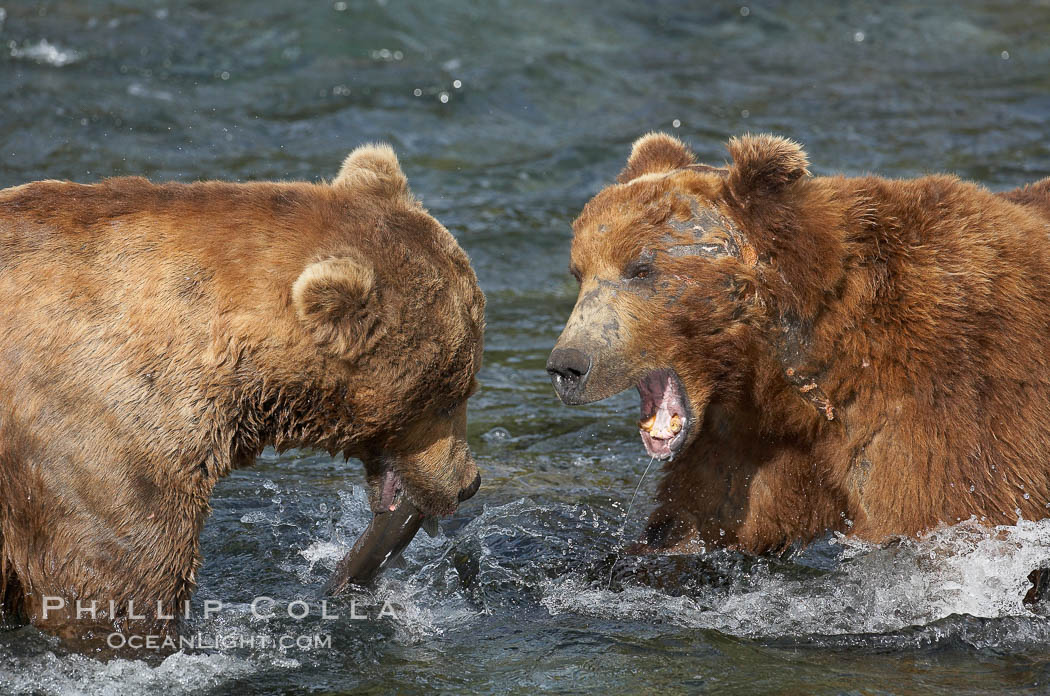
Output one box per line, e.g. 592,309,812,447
458,472,481,502
547,347,592,402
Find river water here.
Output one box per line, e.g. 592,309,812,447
2,1,1050,694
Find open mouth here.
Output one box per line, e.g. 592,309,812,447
637,369,690,460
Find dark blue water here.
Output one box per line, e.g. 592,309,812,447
2,1,1050,694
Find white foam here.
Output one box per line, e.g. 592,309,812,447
0,650,252,696
542,517,1050,639
8,39,80,67
127,83,175,102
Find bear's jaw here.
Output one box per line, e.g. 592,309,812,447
637,369,690,460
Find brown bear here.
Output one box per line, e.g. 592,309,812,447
0,144,484,641
548,132,1050,556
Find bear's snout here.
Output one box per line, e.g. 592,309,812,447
547,347,592,404
458,471,481,502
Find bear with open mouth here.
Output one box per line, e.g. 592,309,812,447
549,131,1050,555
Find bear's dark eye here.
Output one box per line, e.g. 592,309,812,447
624,260,653,280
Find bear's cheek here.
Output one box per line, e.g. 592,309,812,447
620,285,706,366
632,292,741,422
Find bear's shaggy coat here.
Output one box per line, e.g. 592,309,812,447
551,133,1050,554
0,145,484,638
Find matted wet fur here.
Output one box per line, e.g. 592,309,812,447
0,145,484,640
551,132,1050,556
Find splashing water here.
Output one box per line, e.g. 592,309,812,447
5,471,1050,694
0,643,254,696
543,516,1050,644
607,457,656,589
8,39,80,67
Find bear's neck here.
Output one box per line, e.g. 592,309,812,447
742,177,862,434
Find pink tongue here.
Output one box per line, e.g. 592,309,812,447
638,371,681,440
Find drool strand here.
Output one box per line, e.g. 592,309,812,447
607,456,656,590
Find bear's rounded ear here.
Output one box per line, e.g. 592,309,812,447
334,143,409,199
725,134,809,200
292,256,382,359
616,132,696,184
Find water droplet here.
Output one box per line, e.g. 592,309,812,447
1001,50,1010,60
739,6,750,16
220,71,230,81
853,31,865,43
672,118,681,128
333,0,347,10
741,109,750,118
482,427,511,443
439,92,449,104
452,79,462,89
1024,493,1031,500
719,528,725,537
413,88,422,97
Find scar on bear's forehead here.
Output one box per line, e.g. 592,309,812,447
664,243,728,258
660,197,757,264
666,197,725,235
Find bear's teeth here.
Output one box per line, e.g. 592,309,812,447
670,414,682,433
638,414,656,431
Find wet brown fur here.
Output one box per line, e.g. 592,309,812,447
0,145,484,638
563,132,1050,554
